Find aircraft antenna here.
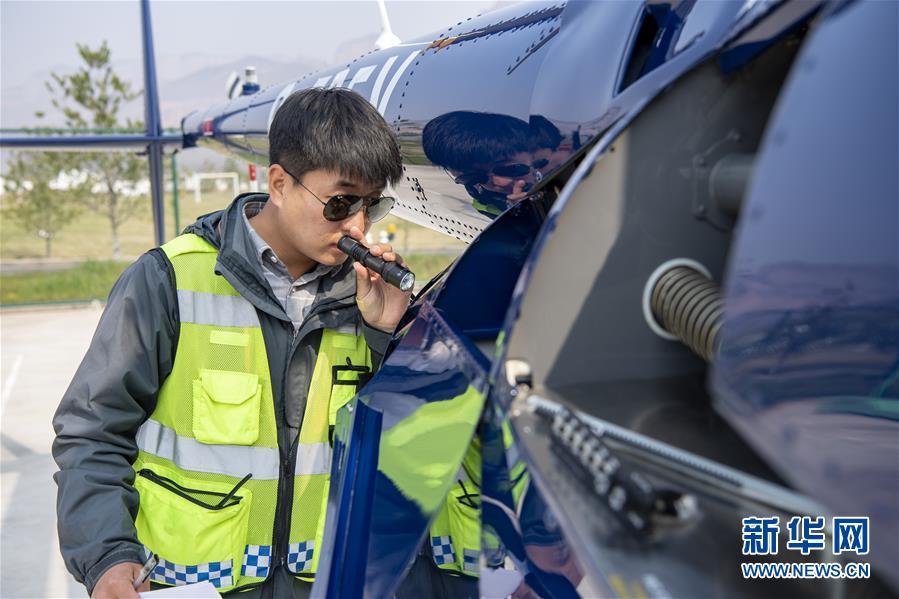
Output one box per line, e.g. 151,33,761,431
375,0,401,50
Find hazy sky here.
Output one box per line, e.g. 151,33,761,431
1,0,507,127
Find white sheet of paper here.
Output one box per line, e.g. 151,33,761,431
138,582,222,598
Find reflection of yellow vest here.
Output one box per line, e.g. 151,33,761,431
430,470,483,576
378,385,526,579
132,233,371,593
428,420,528,577
472,198,504,217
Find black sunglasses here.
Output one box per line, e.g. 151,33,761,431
443,168,487,187
278,164,395,223
443,157,551,186
491,158,550,178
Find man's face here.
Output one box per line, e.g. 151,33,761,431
269,167,384,266
484,151,537,196
531,146,567,176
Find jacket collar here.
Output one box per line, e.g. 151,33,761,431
184,193,358,323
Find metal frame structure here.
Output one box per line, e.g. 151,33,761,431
0,0,181,246
190,172,239,204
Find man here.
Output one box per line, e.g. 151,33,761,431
52,88,410,598
422,110,532,217
422,112,567,214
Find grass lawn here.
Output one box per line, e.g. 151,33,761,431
0,260,129,304
0,253,457,305
2,187,464,304
1,189,465,260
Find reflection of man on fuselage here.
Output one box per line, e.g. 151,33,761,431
422,111,566,218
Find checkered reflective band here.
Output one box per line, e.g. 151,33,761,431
285,541,315,574
148,554,234,588
242,544,272,578
463,548,479,573
431,535,456,565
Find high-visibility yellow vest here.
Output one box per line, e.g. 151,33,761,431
132,233,371,592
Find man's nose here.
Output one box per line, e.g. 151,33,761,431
342,209,367,234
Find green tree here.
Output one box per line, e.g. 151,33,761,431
43,41,146,259
2,152,84,258
225,157,256,192
223,157,243,179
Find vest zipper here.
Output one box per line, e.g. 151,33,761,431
268,321,301,580
268,295,355,584
273,442,298,569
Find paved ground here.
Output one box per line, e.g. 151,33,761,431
0,260,95,274
1,305,102,598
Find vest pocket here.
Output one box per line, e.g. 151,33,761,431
134,464,253,591
192,369,261,445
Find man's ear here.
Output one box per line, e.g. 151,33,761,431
268,164,288,206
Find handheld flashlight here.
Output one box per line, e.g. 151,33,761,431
338,236,415,292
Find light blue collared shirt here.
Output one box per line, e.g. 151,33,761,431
242,200,340,331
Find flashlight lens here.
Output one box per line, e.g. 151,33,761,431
400,272,415,292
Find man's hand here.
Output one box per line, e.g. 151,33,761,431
506,179,529,204
91,562,149,598
348,226,412,333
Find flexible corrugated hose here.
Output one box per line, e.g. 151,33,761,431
650,266,723,362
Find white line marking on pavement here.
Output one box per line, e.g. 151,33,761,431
1,354,24,418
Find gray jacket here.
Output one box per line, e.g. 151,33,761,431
52,193,391,595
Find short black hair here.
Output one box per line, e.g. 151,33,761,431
422,111,530,171
269,88,403,187
529,115,562,151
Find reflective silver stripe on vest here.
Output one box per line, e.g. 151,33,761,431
505,443,521,471
295,442,332,476
463,549,479,573
177,289,259,328
137,419,330,479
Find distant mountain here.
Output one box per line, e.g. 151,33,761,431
1,53,328,171
160,54,327,171
333,33,380,66
0,53,326,131
159,54,326,126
